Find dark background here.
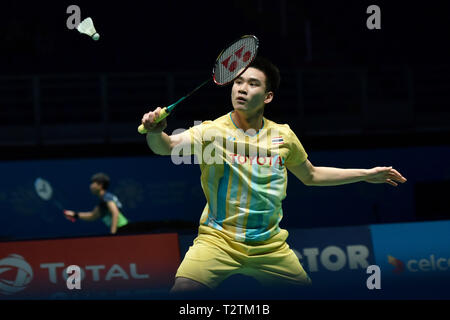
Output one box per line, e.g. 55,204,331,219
1,1,449,152
2,1,450,73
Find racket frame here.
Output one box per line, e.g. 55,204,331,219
138,35,259,133
212,34,259,86
34,177,70,220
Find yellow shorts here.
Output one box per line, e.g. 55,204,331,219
175,225,311,289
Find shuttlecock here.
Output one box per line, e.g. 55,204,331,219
76,17,100,41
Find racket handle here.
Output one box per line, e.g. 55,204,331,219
137,108,170,134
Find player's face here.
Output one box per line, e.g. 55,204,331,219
231,67,273,114
90,182,101,195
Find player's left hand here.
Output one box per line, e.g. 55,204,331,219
365,166,407,187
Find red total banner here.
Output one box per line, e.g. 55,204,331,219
0,233,180,298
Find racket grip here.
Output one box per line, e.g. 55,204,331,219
138,108,170,134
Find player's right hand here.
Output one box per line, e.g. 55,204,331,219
141,107,168,134
63,210,77,222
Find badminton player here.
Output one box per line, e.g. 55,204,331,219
63,172,129,235
141,57,407,292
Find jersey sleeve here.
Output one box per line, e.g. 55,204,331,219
285,126,308,167
102,192,122,209
175,120,213,157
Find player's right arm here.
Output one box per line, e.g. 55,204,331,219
142,107,191,156
64,206,101,221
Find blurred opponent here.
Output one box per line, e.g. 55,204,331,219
63,172,129,235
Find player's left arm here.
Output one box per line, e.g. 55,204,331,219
106,201,120,234
287,159,407,187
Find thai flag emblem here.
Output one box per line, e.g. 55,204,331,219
271,136,284,145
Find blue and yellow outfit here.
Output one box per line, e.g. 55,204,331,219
175,112,311,288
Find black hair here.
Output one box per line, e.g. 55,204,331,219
248,56,280,93
91,172,110,190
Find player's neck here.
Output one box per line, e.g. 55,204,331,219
98,189,106,198
231,110,264,132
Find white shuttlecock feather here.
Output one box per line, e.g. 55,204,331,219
76,17,100,41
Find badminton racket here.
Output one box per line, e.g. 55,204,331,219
138,34,259,134
34,177,75,222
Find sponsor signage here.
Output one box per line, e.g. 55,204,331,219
287,225,375,288
0,233,180,298
370,220,450,281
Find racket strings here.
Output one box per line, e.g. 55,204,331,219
214,36,258,85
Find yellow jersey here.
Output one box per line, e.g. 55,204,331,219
179,112,308,243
